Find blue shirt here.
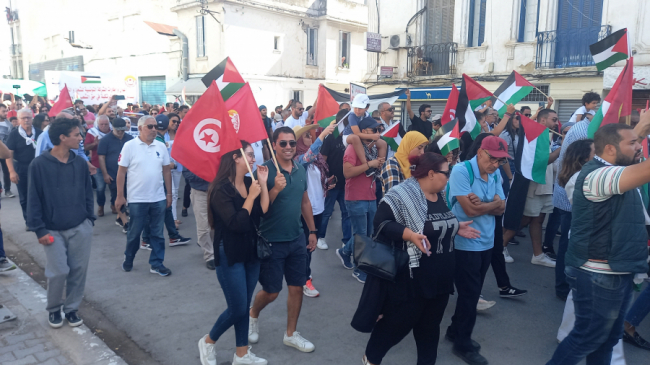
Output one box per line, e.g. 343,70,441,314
449,156,505,251
35,127,89,161
552,119,590,212
342,111,370,136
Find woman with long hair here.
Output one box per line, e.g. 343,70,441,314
353,152,480,365
167,113,183,227
198,141,270,365
32,113,50,132
380,131,428,194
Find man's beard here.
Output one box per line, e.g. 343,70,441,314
614,149,641,166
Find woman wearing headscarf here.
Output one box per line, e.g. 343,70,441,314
380,131,428,194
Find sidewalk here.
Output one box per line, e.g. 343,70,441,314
0,259,127,365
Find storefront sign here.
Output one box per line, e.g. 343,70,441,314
365,32,382,53
350,83,367,102
380,67,394,78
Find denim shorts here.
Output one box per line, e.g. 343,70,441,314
259,233,307,294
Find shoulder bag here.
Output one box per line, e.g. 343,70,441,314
354,220,407,282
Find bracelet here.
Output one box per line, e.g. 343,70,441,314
366,162,370,168
504,113,513,118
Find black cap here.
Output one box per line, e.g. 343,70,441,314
111,117,128,131
155,114,169,130
358,116,380,131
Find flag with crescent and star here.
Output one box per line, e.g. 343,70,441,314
171,80,242,182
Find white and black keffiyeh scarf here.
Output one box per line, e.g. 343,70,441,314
381,177,428,277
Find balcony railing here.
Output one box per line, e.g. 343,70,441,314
407,42,457,77
9,44,21,56
536,25,611,69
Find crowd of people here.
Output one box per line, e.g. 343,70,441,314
0,88,649,365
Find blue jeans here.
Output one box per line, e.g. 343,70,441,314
547,266,634,365
626,283,650,327
341,200,377,264
553,209,572,298
209,244,260,347
0,228,5,258
125,200,166,268
318,189,351,245
142,205,181,243
92,169,106,207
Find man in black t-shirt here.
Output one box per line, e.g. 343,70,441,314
405,89,433,139
97,118,133,216
317,109,352,250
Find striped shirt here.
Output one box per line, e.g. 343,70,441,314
553,120,591,211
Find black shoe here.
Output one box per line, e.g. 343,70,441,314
122,257,133,272
150,265,172,276
623,331,650,350
65,311,83,327
169,236,191,247
115,217,124,228
516,230,526,238
206,259,216,270
452,347,488,365
542,248,557,261
122,222,129,234
445,327,481,351
499,286,528,298
48,311,63,328
556,294,568,301
509,238,520,245
181,208,188,217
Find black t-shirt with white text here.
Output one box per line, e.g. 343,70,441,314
320,134,346,190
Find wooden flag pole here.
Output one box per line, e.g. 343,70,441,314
241,148,256,181
549,129,562,137
534,86,550,100
267,137,280,170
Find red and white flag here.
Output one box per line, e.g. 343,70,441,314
48,85,73,117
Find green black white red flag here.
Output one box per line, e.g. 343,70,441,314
436,118,460,156
201,57,246,101
588,57,634,138
456,74,493,139
491,71,534,117
517,113,550,185
590,28,629,72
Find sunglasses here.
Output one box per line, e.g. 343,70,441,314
171,120,179,124
524,113,532,117
435,170,451,178
296,108,305,112
278,140,297,148
386,107,395,112
484,150,508,166
144,124,156,130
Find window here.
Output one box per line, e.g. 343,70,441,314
140,76,167,106
196,15,205,58
307,28,317,65
292,90,303,103
518,0,538,42
427,0,455,44
467,0,486,47
339,31,351,68
274,36,280,51
521,85,549,102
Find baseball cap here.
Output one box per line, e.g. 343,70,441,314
480,136,512,159
111,117,128,131
155,114,169,130
358,116,380,131
351,94,370,109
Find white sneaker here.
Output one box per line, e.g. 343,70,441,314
503,247,514,263
233,346,267,365
316,238,329,250
283,331,315,352
303,278,320,297
476,296,496,311
198,335,217,365
248,316,259,343
531,253,556,268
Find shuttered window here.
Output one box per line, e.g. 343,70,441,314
427,0,455,44
307,28,318,66
196,16,205,58
468,0,486,47
518,0,539,42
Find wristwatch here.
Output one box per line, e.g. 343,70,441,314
309,231,318,235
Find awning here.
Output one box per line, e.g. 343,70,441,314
165,78,207,96
144,21,178,36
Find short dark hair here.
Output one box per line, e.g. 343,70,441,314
178,105,189,112
272,126,296,143
419,104,431,115
537,108,557,120
594,123,634,155
582,92,601,106
409,152,448,179
86,105,96,114
340,103,350,110
167,113,179,120
74,99,84,105
9,116,17,122
0,104,6,110
520,106,531,113
433,119,442,126
49,118,80,146
474,111,485,122
33,113,49,130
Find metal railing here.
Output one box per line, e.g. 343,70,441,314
407,42,457,77
536,25,611,69
9,44,21,56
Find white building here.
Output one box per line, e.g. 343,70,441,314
166,0,370,108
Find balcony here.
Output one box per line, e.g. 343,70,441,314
407,42,457,77
536,25,611,69
9,44,21,56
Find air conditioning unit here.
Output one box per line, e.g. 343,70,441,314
388,33,413,49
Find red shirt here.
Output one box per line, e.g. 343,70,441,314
343,145,376,201
84,133,100,167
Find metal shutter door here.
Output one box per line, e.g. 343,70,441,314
557,99,583,123
400,100,447,130
140,76,166,106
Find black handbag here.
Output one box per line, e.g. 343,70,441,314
354,221,403,282
251,219,272,260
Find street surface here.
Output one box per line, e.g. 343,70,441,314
2,180,649,365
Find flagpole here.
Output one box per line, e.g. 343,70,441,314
534,86,550,100
241,148,256,181
267,137,280,170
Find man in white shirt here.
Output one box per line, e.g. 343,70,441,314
115,115,173,277
284,100,316,129
377,101,405,159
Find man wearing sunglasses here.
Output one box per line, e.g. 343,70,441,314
502,109,561,269
249,126,318,353
284,100,316,129
378,101,406,159
405,89,434,139
447,136,507,365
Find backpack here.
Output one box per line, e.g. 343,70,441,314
445,160,499,210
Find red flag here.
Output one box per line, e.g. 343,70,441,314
441,84,459,125
224,83,268,143
315,84,340,128
171,81,242,182
602,57,634,126
48,85,73,117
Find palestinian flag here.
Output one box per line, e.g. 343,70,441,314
588,57,634,138
201,57,246,101
319,85,405,113
437,118,460,155
491,71,534,117
590,28,629,71
457,74,492,140
81,75,101,84
517,113,550,184
315,84,340,128
381,122,402,151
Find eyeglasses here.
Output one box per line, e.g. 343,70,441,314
245,152,255,159
144,124,156,130
296,108,305,112
484,150,508,166
524,113,532,117
435,170,451,178
278,140,297,148
386,107,395,112
171,120,179,124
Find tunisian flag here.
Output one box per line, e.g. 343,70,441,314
225,83,268,143
48,85,73,117
441,83,459,126
171,81,242,182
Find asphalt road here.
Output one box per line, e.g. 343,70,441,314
3,181,649,365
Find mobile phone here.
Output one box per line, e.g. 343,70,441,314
422,238,430,256
330,175,338,185
114,95,125,100
538,102,545,107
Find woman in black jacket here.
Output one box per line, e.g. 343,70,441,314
198,141,270,365
353,152,479,365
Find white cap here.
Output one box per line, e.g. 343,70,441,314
351,94,370,109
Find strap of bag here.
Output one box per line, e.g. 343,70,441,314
446,160,498,209
371,220,393,241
